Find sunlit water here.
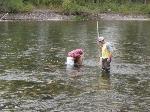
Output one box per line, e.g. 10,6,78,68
0,20,150,112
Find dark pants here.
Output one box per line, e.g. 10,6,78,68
102,58,110,72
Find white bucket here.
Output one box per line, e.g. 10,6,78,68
66,57,74,69
66,57,74,66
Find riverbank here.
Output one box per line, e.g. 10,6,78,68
0,10,73,21
0,10,150,21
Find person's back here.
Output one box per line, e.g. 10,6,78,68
101,42,112,59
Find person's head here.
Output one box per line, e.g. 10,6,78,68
77,48,83,55
97,36,105,44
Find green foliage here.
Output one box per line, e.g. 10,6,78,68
118,3,150,14
22,3,34,12
25,0,63,6
62,0,90,14
62,0,74,12
139,4,150,14
74,15,88,21
48,0,63,6
10,0,24,12
0,0,34,12
0,0,150,14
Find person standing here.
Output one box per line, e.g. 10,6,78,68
97,36,112,72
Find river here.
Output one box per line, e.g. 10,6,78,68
0,20,150,111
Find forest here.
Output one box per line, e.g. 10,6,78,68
0,0,150,14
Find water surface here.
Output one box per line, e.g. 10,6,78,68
0,20,150,111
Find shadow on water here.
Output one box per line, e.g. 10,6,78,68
97,71,111,90
66,65,84,78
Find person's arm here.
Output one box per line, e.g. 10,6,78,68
97,40,101,48
77,54,84,65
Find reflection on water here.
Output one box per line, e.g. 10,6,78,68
98,71,111,90
66,65,84,78
0,20,150,111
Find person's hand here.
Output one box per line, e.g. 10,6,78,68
107,57,111,62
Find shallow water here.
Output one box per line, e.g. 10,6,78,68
0,20,150,112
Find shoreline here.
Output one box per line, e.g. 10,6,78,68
0,10,150,21
0,10,73,21
92,13,150,21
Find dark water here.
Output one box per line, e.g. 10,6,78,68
0,20,150,112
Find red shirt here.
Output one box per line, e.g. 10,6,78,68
68,49,83,58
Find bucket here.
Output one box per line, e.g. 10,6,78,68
66,57,74,66
66,57,74,69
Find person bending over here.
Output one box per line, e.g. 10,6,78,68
66,48,84,67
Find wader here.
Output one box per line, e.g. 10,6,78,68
102,58,110,72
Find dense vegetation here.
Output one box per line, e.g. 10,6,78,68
0,0,150,14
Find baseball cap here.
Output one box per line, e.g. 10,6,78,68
98,36,104,42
